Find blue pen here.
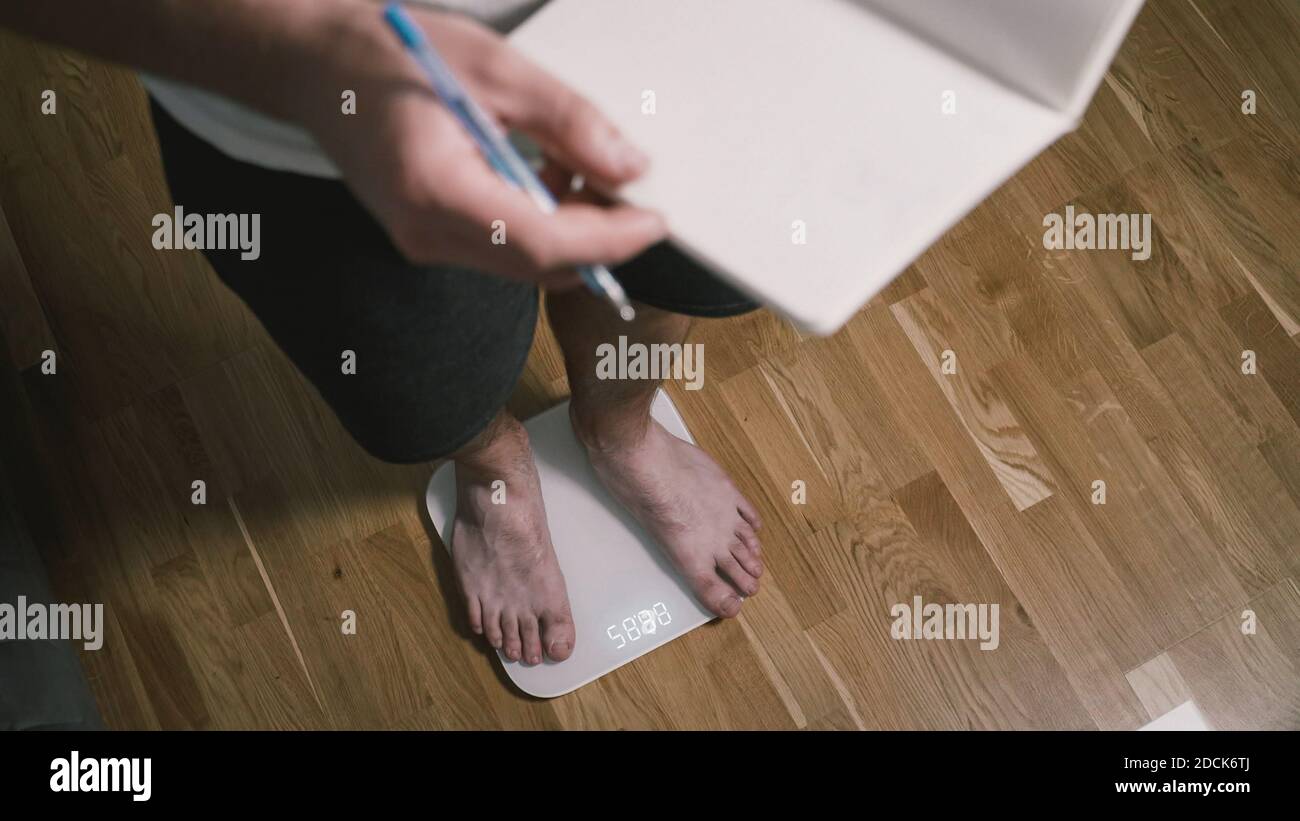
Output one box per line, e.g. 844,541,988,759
383,2,636,321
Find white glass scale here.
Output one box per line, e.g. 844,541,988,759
425,390,714,697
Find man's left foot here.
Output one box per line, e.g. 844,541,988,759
573,407,764,618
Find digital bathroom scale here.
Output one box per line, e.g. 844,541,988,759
425,390,714,698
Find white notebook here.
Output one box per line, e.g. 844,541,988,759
511,0,1144,335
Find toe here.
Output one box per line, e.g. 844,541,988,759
541,609,576,661
693,570,744,618
500,611,523,661
483,604,504,649
735,522,762,559
466,596,484,635
520,615,543,666
731,537,764,578
737,494,763,531
718,553,760,597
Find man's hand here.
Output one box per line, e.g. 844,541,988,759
1,0,667,288
293,3,666,288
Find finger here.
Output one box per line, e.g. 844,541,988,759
539,159,575,197
447,171,667,271
482,48,650,185
558,183,613,208
544,201,667,267
539,269,585,291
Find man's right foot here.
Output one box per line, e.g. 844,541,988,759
450,419,575,664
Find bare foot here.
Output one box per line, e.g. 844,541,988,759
575,410,764,618
451,421,575,664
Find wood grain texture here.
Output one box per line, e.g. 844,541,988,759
0,201,55,368
0,0,1296,729
1126,652,1192,722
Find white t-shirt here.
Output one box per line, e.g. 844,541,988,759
142,0,545,178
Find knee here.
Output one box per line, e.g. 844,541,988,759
313,348,524,465
333,386,508,465
614,242,760,318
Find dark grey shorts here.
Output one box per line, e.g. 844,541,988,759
150,100,756,463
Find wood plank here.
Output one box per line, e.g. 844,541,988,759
1220,290,1300,430
891,291,1057,511
1142,333,1299,592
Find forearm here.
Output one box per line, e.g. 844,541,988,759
0,0,361,121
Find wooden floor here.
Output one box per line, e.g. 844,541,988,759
2,0,1298,730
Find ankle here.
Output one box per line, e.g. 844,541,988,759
454,415,531,481
569,397,651,454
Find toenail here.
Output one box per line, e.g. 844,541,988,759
529,655,541,664
549,641,571,655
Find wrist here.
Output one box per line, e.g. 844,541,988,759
264,0,397,128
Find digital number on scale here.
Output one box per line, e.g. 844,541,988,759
606,602,671,649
